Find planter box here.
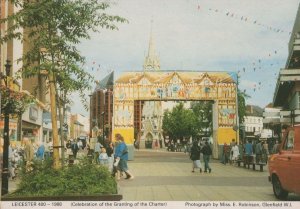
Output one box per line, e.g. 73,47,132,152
1,194,122,201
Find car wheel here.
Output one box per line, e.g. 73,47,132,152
272,175,288,200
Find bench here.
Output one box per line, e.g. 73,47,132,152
236,155,267,172
252,162,267,172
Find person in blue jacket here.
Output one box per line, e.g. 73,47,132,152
114,133,134,180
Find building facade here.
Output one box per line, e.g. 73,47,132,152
273,3,300,126
70,114,89,139
89,72,114,140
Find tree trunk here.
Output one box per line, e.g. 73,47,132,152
49,70,60,169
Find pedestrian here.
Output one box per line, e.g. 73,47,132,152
159,139,163,148
77,138,83,150
154,139,159,150
106,142,114,173
134,139,140,150
262,141,269,163
244,140,253,164
229,139,236,164
190,140,202,173
114,133,134,180
8,144,16,180
255,140,263,163
71,139,79,159
201,141,212,173
23,137,34,172
221,143,230,165
36,142,45,160
99,147,109,167
230,143,240,165
272,140,280,154
94,139,102,163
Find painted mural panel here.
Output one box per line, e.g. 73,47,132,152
113,71,238,143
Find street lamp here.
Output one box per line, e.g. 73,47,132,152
1,60,12,195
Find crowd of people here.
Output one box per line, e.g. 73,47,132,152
188,137,280,174
64,134,134,180
0,133,135,181
220,138,279,166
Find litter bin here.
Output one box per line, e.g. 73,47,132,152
127,144,134,161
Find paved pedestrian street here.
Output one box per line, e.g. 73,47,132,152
4,148,300,202
118,149,300,201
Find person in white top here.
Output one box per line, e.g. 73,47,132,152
231,144,240,164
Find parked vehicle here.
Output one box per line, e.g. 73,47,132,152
268,126,300,199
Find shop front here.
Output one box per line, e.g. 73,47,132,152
22,104,43,143
0,119,18,145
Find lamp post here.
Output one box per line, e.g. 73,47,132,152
1,60,12,195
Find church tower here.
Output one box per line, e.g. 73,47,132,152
143,21,160,71
140,21,164,149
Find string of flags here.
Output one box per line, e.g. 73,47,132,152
197,5,292,35
84,61,114,74
196,5,290,93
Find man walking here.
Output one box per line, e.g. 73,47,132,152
201,141,212,173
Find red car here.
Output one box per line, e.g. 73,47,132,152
268,126,300,200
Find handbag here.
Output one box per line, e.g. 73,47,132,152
113,157,120,167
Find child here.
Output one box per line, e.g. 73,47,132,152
98,147,109,167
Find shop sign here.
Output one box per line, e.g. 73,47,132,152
29,106,38,121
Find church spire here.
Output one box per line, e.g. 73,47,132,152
143,20,160,71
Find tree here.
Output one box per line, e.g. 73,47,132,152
191,101,213,138
1,0,127,168
238,90,250,124
162,102,197,141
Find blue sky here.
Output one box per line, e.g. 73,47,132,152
73,0,300,116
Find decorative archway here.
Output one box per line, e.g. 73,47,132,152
112,71,238,158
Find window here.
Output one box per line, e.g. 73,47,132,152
283,130,294,150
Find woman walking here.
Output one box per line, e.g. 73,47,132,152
190,141,202,173
114,134,134,180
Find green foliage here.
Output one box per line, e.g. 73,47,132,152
0,0,127,109
162,102,198,140
191,101,213,137
10,158,117,196
238,90,250,124
0,85,35,116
